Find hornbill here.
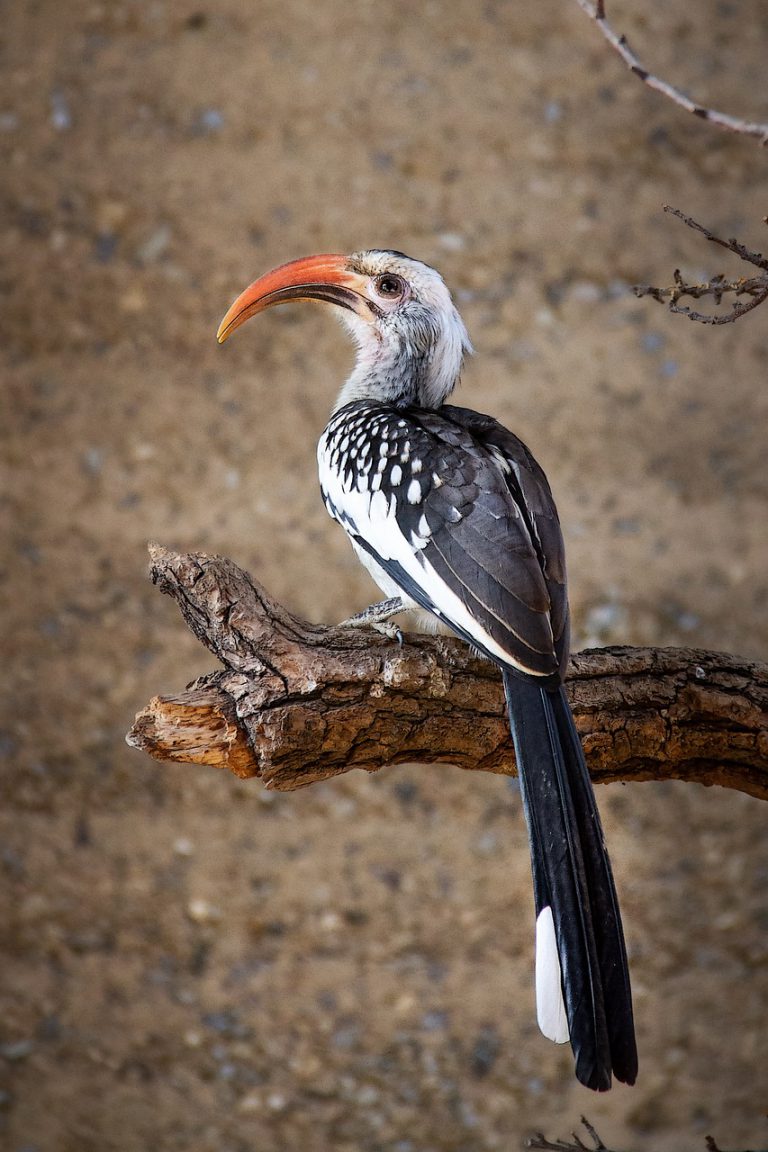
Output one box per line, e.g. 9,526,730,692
217,250,638,1091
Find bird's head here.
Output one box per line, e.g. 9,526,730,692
217,249,472,410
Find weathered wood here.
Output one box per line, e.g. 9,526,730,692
129,685,256,779
127,546,768,799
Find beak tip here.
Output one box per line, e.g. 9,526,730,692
215,254,354,346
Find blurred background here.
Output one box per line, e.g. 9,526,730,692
2,2,768,1149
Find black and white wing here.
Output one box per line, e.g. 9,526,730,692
318,400,568,680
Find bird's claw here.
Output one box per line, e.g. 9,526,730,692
338,597,405,643
371,621,404,645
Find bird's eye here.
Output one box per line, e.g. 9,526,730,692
373,273,406,300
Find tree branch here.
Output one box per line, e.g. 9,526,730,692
634,207,768,325
126,546,768,800
526,1117,766,1152
574,0,768,145
527,1115,608,1151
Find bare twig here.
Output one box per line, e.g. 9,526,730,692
634,207,768,325
705,1136,767,1152
527,1119,767,1152
527,1116,608,1151
661,207,768,272
127,547,768,801
574,0,768,144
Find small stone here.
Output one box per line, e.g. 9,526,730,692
569,280,602,303
50,90,72,131
437,232,465,252
238,1092,262,1113
0,1039,34,1062
473,831,498,857
81,446,104,475
613,517,639,535
93,232,118,263
342,908,368,927
49,229,67,253
669,605,701,632
641,331,664,353
136,225,171,264
173,837,194,856
202,1013,230,1035
469,1025,500,1078
187,898,222,924
421,1010,448,1032
393,780,418,805
289,1053,321,1079
37,1016,61,1043
332,1022,361,1049
192,107,224,134
119,287,147,314
95,200,128,232
395,993,416,1015
371,865,401,891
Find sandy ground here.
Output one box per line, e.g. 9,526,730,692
2,2,768,1149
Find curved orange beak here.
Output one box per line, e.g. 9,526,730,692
216,253,375,344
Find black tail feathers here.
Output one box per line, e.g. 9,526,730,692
503,670,638,1091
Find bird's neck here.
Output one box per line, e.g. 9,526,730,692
333,326,466,414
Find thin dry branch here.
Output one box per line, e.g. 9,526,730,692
705,1137,768,1152
527,1115,607,1151
527,1117,766,1152
127,546,768,801
634,207,768,325
574,0,768,145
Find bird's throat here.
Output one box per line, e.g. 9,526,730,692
334,333,460,413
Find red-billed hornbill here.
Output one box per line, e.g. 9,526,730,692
217,250,637,1091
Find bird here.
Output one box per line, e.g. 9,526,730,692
217,249,638,1091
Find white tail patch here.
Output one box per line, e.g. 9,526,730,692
535,906,569,1044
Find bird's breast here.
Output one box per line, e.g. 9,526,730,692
317,403,441,551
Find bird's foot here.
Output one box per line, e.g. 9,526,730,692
339,598,405,644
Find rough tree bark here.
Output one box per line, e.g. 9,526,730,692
126,546,768,800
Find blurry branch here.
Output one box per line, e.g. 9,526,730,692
127,546,768,801
527,1116,608,1151
527,1118,766,1152
634,207,768,325
705,1136,767,1152
574,0,768,145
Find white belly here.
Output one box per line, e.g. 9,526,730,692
351,540,456,637
351,539,414,602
